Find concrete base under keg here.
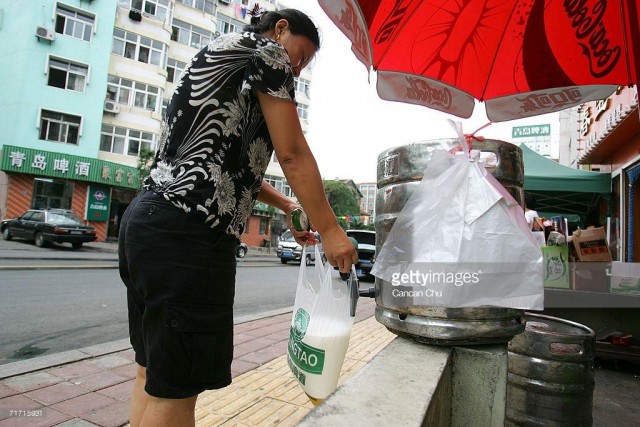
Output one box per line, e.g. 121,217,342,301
299,338,507,427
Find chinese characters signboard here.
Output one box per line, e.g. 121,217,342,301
512,124,551,138
0,145,140,189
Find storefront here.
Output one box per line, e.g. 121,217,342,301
0,145,140,242
242,201,281,247
577,86,640,262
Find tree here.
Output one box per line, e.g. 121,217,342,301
323,180,360,229
137,148,156,191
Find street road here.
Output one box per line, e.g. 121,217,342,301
0,261,308,365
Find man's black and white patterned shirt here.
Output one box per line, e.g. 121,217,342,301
144,32,295,237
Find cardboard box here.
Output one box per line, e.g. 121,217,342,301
571,227,613,262
610,262,640,294
543,246,570,289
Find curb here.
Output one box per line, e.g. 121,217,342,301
0,307,294,380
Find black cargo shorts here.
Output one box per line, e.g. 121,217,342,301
118,190,238,399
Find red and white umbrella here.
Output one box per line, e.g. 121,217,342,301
318,0,640,122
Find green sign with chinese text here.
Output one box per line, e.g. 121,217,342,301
512,124,551,138
87,185,110,221
0,145,140,189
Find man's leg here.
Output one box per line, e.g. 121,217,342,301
130,364,149,427
140,393,198,427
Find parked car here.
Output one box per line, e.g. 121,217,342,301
236,242,248,258
1,208,97,249
338,229,376,280
276,230,324,265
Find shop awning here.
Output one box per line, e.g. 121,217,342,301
520,144,612,219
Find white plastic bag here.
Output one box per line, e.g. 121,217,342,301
371,121,544,310
288,245,355,404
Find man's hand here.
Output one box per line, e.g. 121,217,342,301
284,204,318,246
322,225,359,273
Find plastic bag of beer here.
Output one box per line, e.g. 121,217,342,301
288,245,355,405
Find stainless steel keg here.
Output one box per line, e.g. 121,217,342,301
374,138,526,345
506,314,595,426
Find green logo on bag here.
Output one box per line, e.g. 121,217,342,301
288,308,325,375
292,308,310,341
288,330,325,374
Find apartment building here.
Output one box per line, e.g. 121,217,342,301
358,182,375,224
0,0,311,245
0,0,123,241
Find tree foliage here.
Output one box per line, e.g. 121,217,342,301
137,148,156,190
323,180,360,216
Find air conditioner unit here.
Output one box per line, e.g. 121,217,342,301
35,27,55,42
213,31,221,39
104,100,120,114
129,9,142,22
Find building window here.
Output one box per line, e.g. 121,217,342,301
55,4,94,42
161,98,169,117
125,0,170,23
112,28,168,67
106,76,161,113
259,217,269,235
176,0,215,14
39,110,81,145
133,82,161,112
297,103,309,120
100,124,156,157
106,75,134,105
295,77,310,96
172,19,215,50
166,58,186,83
217,14,244,35
32,178,73,210
47,58,88,92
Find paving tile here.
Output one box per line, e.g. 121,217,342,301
242,324,288,337
71,372,128,392
233,333,255,346
0,394,43,421
96,380,133,402
237,347,285,366
263,330,292,341
2,372,61,393
108,363,136,380
48,363,103,381
55,419,101,426
118,349,136,362
233,338,279,358
87,355,132,370
0,384,19,399
230,360,259,378
51,393,116,418
25,381,89,405
80,400,129,427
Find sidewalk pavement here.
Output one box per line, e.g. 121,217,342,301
0,298,389,427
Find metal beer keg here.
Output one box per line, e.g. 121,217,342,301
374,138,526,345
506,314,595,426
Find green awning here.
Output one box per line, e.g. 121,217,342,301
521,144,611,193
520,144,612,219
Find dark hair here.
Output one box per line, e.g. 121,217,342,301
524,193,537,210
243,8,320,50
